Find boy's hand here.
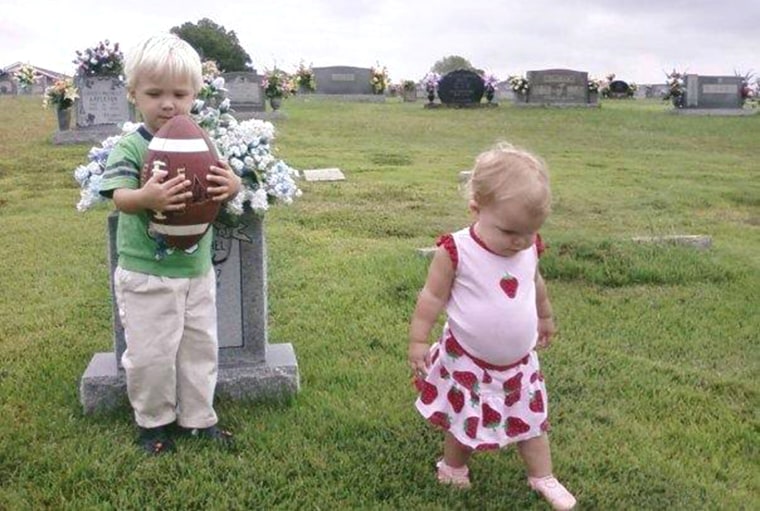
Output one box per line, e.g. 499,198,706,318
207,161,241,202
141,170,192,212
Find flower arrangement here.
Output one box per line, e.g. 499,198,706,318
402,80,417,92
262,68,295,99
197,60,227,107
73,40,124,77
370,65,389,94
422,72,440,95
43,78,79,110
508,75,529,94
663,69,685,106
588,78,602,93
482,73,498,101
294,61,316,92
14,64,38,89
73,96,301,216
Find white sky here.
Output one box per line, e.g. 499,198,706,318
2,0,758,84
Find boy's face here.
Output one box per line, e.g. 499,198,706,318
131,73,196,134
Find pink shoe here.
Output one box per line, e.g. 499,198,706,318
436,459,471,489
528,475,576,510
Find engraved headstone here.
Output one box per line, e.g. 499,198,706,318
312,66,373,95
683,75,743,109
526,69,589,105
437,69,485,106
608,80,630,98
222,71,265,114
79,212,300,413
75,76,132,128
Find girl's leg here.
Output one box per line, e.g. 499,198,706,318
437,432,472,488
516,433,552,477
518,434,576,510
443,431,471,468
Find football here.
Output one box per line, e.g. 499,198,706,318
143,115,221,250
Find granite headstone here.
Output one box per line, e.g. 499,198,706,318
526,69,589,105
222,71,265,114
684,75,743,109
312,66,373,95
79,211,300,413
437,69,485,106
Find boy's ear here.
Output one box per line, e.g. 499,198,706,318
126,90,135,103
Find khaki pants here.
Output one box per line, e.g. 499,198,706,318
114,266,218,429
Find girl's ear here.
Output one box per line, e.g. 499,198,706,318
468,199,480,216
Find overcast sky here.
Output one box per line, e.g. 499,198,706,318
2,0,758,84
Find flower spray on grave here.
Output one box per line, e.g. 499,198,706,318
482,73,498,102
663,69,685,108
294,61,316,92
422,72,440,103
73,40,124,78
370,64,389,94
507,74,530,98
13,64,39,92
73,77,301,220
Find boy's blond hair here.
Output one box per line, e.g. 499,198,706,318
124,34,203,97
467,142,551,217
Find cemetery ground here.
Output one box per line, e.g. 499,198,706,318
0,95,758,510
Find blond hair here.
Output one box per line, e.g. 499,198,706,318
466,142,551,217
124,34,203,96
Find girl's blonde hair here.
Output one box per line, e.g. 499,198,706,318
466,142,551,217
124,34,203,96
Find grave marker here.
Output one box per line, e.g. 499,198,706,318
313,66,374,95
525,69,592,106
436,69,485,106
79,212,300,413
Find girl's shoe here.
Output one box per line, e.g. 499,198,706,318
436,459,471,489
528,475,576,510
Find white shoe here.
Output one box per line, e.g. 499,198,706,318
436,459,471,489
528,475,576,510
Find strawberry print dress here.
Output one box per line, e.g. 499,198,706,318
414,226,549,450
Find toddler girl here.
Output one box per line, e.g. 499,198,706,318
408,143,576,510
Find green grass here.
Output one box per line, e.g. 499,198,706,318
1,95,758,510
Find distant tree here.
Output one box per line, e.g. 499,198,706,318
431,56,475,75
171,18,253,72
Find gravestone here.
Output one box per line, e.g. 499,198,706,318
79,211,300,413
525,69,591,105
303,168,346,182
683,75,743,109
75,76,132,128
222,71,265,118
312,66,374,95
608,80,630,98
54,76,135,144
436,69,485,106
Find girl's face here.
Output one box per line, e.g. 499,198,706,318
470,198,546,257
131,73,196,134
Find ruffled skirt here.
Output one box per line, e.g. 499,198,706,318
414,332,549,450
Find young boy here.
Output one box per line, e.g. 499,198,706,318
99,33,241,454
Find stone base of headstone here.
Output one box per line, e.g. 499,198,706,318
511,102,600,108
53,125,125,145
424,102,498,109
80,344,299,414
301,93,386,103
233,110,288,121
669,108,757,117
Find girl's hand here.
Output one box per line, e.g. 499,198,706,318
536,316,556,349
408,341,430,378
207,161,241,202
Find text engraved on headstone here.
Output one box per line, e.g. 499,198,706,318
331,73,356,82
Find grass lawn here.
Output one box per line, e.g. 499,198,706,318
0,95,758,510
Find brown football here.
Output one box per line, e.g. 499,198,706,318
143,115,221,250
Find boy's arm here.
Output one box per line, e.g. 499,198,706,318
408,247,455,375
535,269,556,348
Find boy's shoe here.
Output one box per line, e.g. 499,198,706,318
436,459,471,489
137,426,175,455
180,424,234,448
528,475,576,510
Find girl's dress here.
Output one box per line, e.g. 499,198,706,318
415,226,549,450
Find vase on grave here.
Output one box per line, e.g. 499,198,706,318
269,97,282,110
57,107,72,131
